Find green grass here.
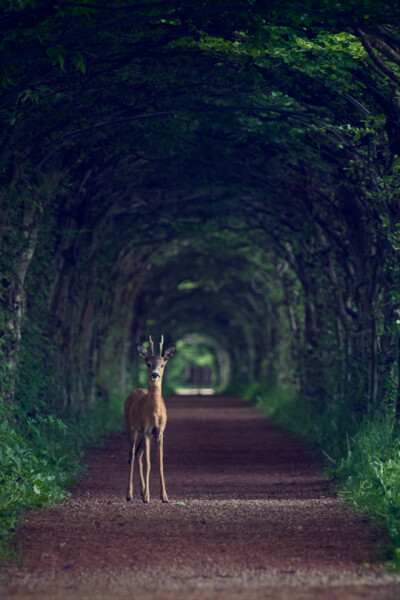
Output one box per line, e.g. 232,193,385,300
235,382,400,565
335,417,400,561
0,390,124,561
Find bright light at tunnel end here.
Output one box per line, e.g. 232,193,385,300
175,387,215,395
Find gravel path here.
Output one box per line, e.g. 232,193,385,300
2,395,400,600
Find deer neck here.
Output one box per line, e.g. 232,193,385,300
147,380,163,405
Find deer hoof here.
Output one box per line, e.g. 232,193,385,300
126,496,132,502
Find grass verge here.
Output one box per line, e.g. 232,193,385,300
235,382,400,566
0,390,124,561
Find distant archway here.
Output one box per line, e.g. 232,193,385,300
165,333,231,394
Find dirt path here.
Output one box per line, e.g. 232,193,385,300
2,395,400,600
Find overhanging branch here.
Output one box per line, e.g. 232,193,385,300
32,104,311,175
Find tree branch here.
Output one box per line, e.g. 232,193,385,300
356,27,400,87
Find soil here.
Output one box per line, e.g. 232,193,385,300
1,394,400,600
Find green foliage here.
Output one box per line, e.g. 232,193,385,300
0,300,125,561
0,389,124,561
166,339,217,390
335,417,400,563
0,409,71,558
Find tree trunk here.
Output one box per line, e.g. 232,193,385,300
0,208,41,406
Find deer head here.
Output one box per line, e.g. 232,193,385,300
136,335,176,386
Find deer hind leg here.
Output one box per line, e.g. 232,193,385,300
155,428,168,503
143,434,151,503
126,432,138,501
136,440,146,500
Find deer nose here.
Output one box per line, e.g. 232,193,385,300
151,371,160,379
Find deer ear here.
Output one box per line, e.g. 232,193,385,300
136,343,148,359
163,344,176,361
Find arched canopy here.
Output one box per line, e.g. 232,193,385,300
1,1,400,412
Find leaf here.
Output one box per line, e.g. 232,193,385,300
72,54,86,74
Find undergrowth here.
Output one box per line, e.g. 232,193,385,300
0,389,124,561
235,382,400,566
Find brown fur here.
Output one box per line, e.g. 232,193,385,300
124,342,175,503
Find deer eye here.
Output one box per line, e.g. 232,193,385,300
146,363,150,368
161,364,164,368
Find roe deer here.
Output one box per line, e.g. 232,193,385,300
124,335,176,503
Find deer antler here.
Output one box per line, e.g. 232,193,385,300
149,335,154,356
160,334,164,356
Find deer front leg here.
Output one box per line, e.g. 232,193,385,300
137,448,146,500
126,432,138,501
155,428,168,503
143,435,151,503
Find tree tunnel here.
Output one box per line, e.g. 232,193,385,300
2,1,400,422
